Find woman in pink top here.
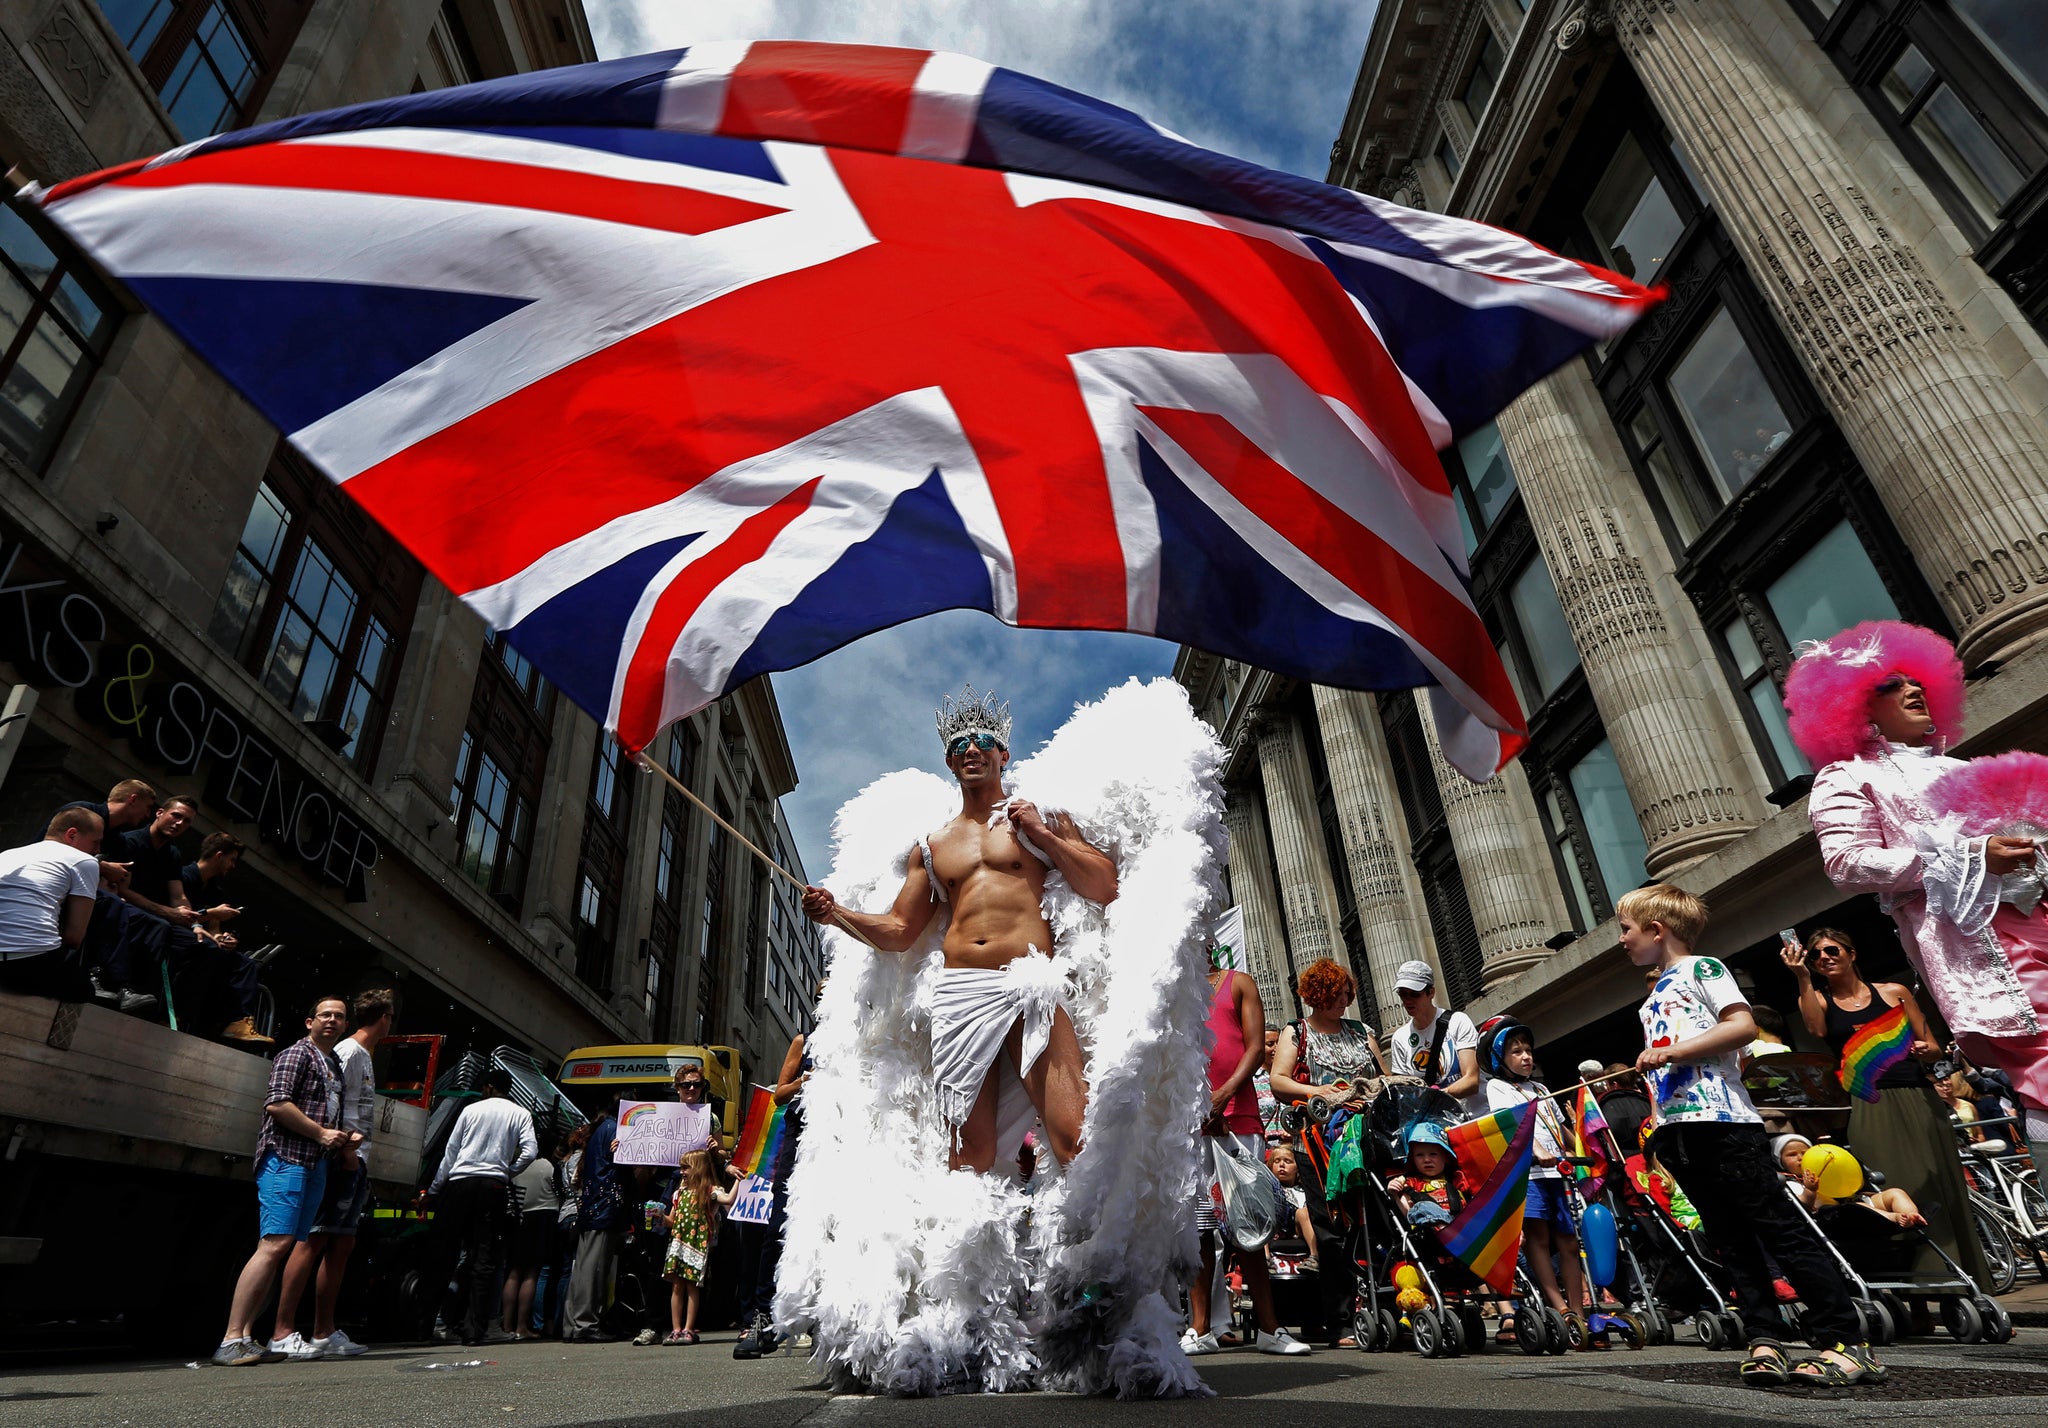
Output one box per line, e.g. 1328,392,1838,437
1182,959,1311,1357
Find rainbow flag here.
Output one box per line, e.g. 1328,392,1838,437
1839,1002,1914,1103
1571,1086,1610,1189
1438,1102,1537,1293
732,1086,786,1177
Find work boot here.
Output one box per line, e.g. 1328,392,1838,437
219,1017,274,1044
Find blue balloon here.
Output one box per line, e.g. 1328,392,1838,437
1581,1202,1618,1288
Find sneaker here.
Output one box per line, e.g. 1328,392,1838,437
1257,1328,1313,1356
211,1337,263,1367
314,1329,369,1357
481,1329,520,1344
1299,1255,1320,1273
632,1328,661,1346
733,1322,762,1360
90,973,120,1005
219,1017,274,1044
270,1331,326,1360
1179,1329,1220,1356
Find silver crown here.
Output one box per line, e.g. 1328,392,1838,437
935,683,1011,750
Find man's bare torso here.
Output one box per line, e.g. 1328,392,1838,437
927,812,1054,970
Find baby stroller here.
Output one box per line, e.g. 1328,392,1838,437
1612,1147,1744,1348
1347,1085,1491,1358
1786,1171,2014,1345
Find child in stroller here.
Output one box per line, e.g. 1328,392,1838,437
1357,1112,1494,1357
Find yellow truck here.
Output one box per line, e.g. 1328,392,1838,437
556,1043,746,1148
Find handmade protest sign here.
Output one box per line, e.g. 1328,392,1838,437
614,1099,711,1166
728,1173,775,1226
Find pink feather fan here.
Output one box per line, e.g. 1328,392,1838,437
1928,751,2048,837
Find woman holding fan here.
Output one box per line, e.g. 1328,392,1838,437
1782,929,1988,1296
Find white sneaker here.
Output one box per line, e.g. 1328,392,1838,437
314,1329,369,1357
1179,1328,1220,1356
1257,1328,1312,1356
270,1331,326,1360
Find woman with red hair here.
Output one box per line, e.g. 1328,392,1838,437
1789,620,2048,1164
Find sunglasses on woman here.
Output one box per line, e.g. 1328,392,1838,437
947,732,1005,757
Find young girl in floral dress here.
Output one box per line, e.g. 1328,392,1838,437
663,1146,731,1345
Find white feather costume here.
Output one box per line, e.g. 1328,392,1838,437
774,677,1226,1398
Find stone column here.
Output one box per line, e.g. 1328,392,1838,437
1417,693,1556,986
1310,685,1434,1031
1254,708,1351,986
1615,0,2048,665
1221,795,1293,1020
1494,366,1763,873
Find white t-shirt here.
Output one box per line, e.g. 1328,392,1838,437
1390,1009,1481,1113
1638,955,1761,1127
1486,1077,1567,1179
0,842,98,960
335,1036,377,1157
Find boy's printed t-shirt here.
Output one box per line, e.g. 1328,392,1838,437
1485,1077,1566,1179
1638,955,1762,1126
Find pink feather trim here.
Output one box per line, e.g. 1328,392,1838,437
1929,751,2048,836
1782,620,1965,770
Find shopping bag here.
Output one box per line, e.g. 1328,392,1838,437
1211,1137,1288,1252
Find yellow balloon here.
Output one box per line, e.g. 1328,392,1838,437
1802,1143,1864,1202
1396,1286,1428,1313
1392,1263,1421,1291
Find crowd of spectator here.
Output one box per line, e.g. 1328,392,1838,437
0,778,280,1043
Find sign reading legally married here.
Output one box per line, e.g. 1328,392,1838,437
728,1174,775,1226
613,1100,712,1167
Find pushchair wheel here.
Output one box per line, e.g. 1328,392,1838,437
1864,1298,1896,1346
1562,1312,1588,1351
1411,1306,1443,1359
1943,1296,1985,1343
1353,1305,1379,1352
1694,1314,1724,1349
1978,1297,2014,1345
1617,1311,1647,1349
1543,1307,1570,1355
1515,1308,1546,1356
1439,1307,1465,1358
1459,1304,1487,1354
1377,1307,1399,1354
1718,1311,1744,1349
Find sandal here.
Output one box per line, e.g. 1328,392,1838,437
662,1331,687,1346
1790,1343,1886,1386
680,1329,700,1345
1738,1339,1791,1388
1495,1313,1518,1345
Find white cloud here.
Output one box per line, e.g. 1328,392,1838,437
585,0,1377,178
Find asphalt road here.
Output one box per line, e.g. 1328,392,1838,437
7,1332,2048,1428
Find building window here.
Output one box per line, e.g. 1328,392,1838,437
1544,786,1597,931
448,632,550,909
1805,0,2048,333
1564,739,1649,907
1437,133,1462,181
1665,306,1793,503
0,201,118,470
1583,133,1686,285
1504,557,1579,705
593,732,624,821
95,0,281,139
1461,30,1504,124
644,950,662,1023
208,455,421,774
1446,421,1518,554
574,734,635,992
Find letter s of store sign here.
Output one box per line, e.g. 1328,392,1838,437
0,528,381,901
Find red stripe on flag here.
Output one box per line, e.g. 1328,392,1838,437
105,143,786,237
1137,405,1524,730
614,476,823,748
721,41,928,153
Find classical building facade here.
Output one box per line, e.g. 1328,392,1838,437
1187,0,2048,1057
0,0,819,1083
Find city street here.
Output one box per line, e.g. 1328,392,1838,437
8,1333,2048,1428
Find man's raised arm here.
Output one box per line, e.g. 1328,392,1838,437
800,844,937,951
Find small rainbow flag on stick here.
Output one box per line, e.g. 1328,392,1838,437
1571,1085,1610,1190
1839,1001,1915,1103
1439,1101,1537,1293
732,1086,786,1177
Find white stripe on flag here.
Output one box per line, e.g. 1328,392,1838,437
657,40,750,133
902,51,993,161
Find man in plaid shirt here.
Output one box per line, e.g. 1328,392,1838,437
213,995,359,1366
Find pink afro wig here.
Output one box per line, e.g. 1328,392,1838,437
1929,751,2048,836
1781,620,1965,770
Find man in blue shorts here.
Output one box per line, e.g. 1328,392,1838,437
212,995,356,1366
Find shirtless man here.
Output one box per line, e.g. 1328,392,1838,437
800,687,1117,1173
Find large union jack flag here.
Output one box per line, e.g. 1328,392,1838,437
35,41,1657,776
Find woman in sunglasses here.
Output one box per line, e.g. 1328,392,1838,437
1789,620,2048,1169
1781,927,1989,1301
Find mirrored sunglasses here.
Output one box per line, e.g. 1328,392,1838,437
947,731,1005,756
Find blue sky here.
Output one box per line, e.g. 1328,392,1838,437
585,1,1380,878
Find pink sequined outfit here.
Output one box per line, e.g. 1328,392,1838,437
1810,742,2048,1111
